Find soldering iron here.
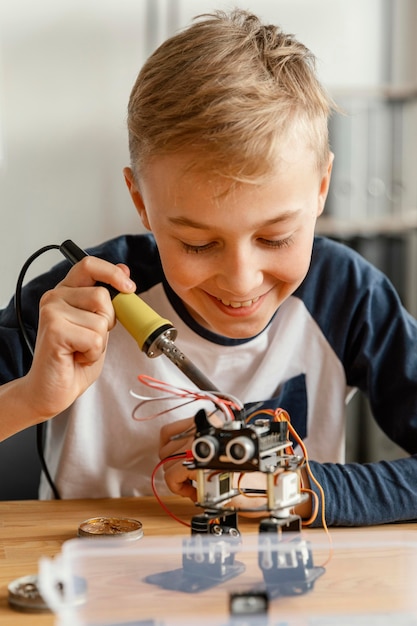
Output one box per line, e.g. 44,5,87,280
59,240,218,393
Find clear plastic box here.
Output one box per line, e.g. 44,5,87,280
38,528,417,626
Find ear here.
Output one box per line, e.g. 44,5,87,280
317,152,334,217
123,167,151,231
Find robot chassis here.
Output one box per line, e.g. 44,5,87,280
179,407,325,601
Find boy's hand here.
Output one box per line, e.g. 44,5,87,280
23,255,136,422
159,417,198,501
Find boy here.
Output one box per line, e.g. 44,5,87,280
0,9,416,526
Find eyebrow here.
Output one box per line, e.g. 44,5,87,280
168,210,302,230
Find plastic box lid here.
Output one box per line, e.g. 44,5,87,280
38,528,417,626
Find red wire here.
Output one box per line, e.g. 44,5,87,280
137,373,242,419
151,452,193,528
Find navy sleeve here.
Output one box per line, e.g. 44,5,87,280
301,238,417,454
297,238,417,526
0,264,68,383
308,456,417,527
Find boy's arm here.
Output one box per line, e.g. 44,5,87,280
0,256,136,442
307,456,417,527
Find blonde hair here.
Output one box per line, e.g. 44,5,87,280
127,9,334,183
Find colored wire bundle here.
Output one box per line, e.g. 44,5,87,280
130,374,243,424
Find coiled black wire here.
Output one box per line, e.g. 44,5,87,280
14,244,61,499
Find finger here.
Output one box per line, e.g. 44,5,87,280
159,434,195,462
38,304,110,364
41,285,115,329
116,263,132,278
163,460,197,500
159,418,196,462
176,481,197,501
39,286,115,362
159,434,195,463
159,417,196,449
61,255,136,293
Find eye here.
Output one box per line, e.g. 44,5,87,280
181,241,217,254
258,236,293,249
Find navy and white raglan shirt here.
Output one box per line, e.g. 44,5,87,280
1,234,417,526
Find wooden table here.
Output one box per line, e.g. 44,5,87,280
0,497,202,626
1,497,417,626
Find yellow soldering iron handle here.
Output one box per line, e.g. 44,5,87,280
59,239,177,356
112,292,176,356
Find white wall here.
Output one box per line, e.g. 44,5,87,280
0,0,177,305
0,0,412,306
180,0,386,88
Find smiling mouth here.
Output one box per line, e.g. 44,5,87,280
216,296,260,309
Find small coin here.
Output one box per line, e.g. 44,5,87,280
8,574,50,612
77,516,143,540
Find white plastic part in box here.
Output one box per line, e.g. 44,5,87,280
38,529,417,626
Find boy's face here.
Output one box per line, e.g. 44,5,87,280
125,144,333,339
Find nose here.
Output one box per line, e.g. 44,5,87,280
216,244,263,297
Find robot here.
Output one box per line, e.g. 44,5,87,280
180,407,325,597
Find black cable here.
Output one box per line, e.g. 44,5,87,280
14,244,61,499
14,245,60,357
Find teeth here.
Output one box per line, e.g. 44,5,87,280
218,296,260,308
